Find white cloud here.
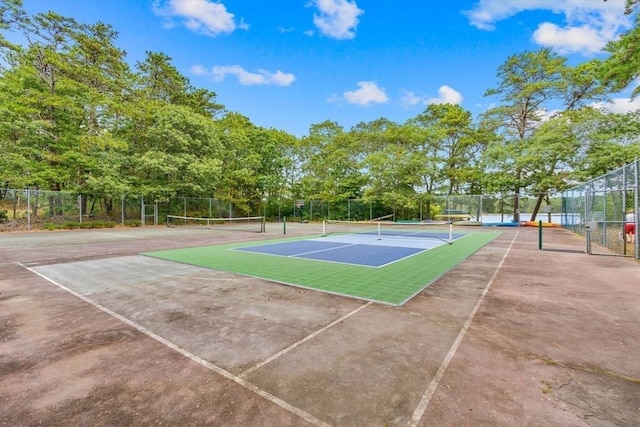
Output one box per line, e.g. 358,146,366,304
399,89,423,108
427,86,463,105
190,65,209,76
326,93,343,104
533,22,609,54
341,81,388,106
312,0,364,40
592,98,640,114
193,65,296,86
536,108,560,122
398,87,463,108
463,0,630,55
152,0,248,36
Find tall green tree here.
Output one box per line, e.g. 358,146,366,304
127,104,223,201
299,120,365,203
212,113,270,215
601,12,640,98
135,51,224,117
357,120,417,208
0,12,89,192
483,48,609,221
409,104,483,195
0,9,135,207
574,109,640,179
483,48,567,221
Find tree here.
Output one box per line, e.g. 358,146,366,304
483,48,610,221
575,109,640,179
601,12,640,98
299,120,365,202
135,51,224,117
123,103,223,201
0,0,27,53
483,48,567,221
408,104,483,195
0,12,89,194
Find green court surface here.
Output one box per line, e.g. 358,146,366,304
144,231,500,305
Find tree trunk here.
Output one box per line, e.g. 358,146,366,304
530,194,545,221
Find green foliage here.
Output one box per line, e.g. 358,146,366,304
0,4,637,222
601,14,640,98
44,219,116,230
481,48,619,220
575,109,640,179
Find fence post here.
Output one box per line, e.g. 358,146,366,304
635,159,639,260
27,189,31,231
538,220,543,250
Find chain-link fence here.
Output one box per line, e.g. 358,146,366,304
3,161,637,259
1,188,569,231
270,193,566,224
562,160,639,259
0,189,145,230
0,190,269,231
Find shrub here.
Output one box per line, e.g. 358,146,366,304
44,220,116,230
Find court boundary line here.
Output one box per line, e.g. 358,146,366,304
290,242,358,257
19,262,332,427
240,301,372,377
407,231,520,427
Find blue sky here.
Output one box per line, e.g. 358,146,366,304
15,0,640,137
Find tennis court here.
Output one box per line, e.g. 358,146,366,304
145,222,499,305
1,224,638,426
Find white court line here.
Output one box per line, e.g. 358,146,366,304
407,231,519,427
241,302,372,377
19,263,331,427
292,243,358,257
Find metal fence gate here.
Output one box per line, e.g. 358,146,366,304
563,160,639,259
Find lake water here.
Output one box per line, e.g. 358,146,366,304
476,213,580,225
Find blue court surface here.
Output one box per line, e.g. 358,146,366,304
234,233,462,267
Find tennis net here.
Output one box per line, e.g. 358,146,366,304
167,215,265,233
322,220,455,244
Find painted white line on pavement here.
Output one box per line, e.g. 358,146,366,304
240,301,372,377
20,263,332,427
408,231,519,427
